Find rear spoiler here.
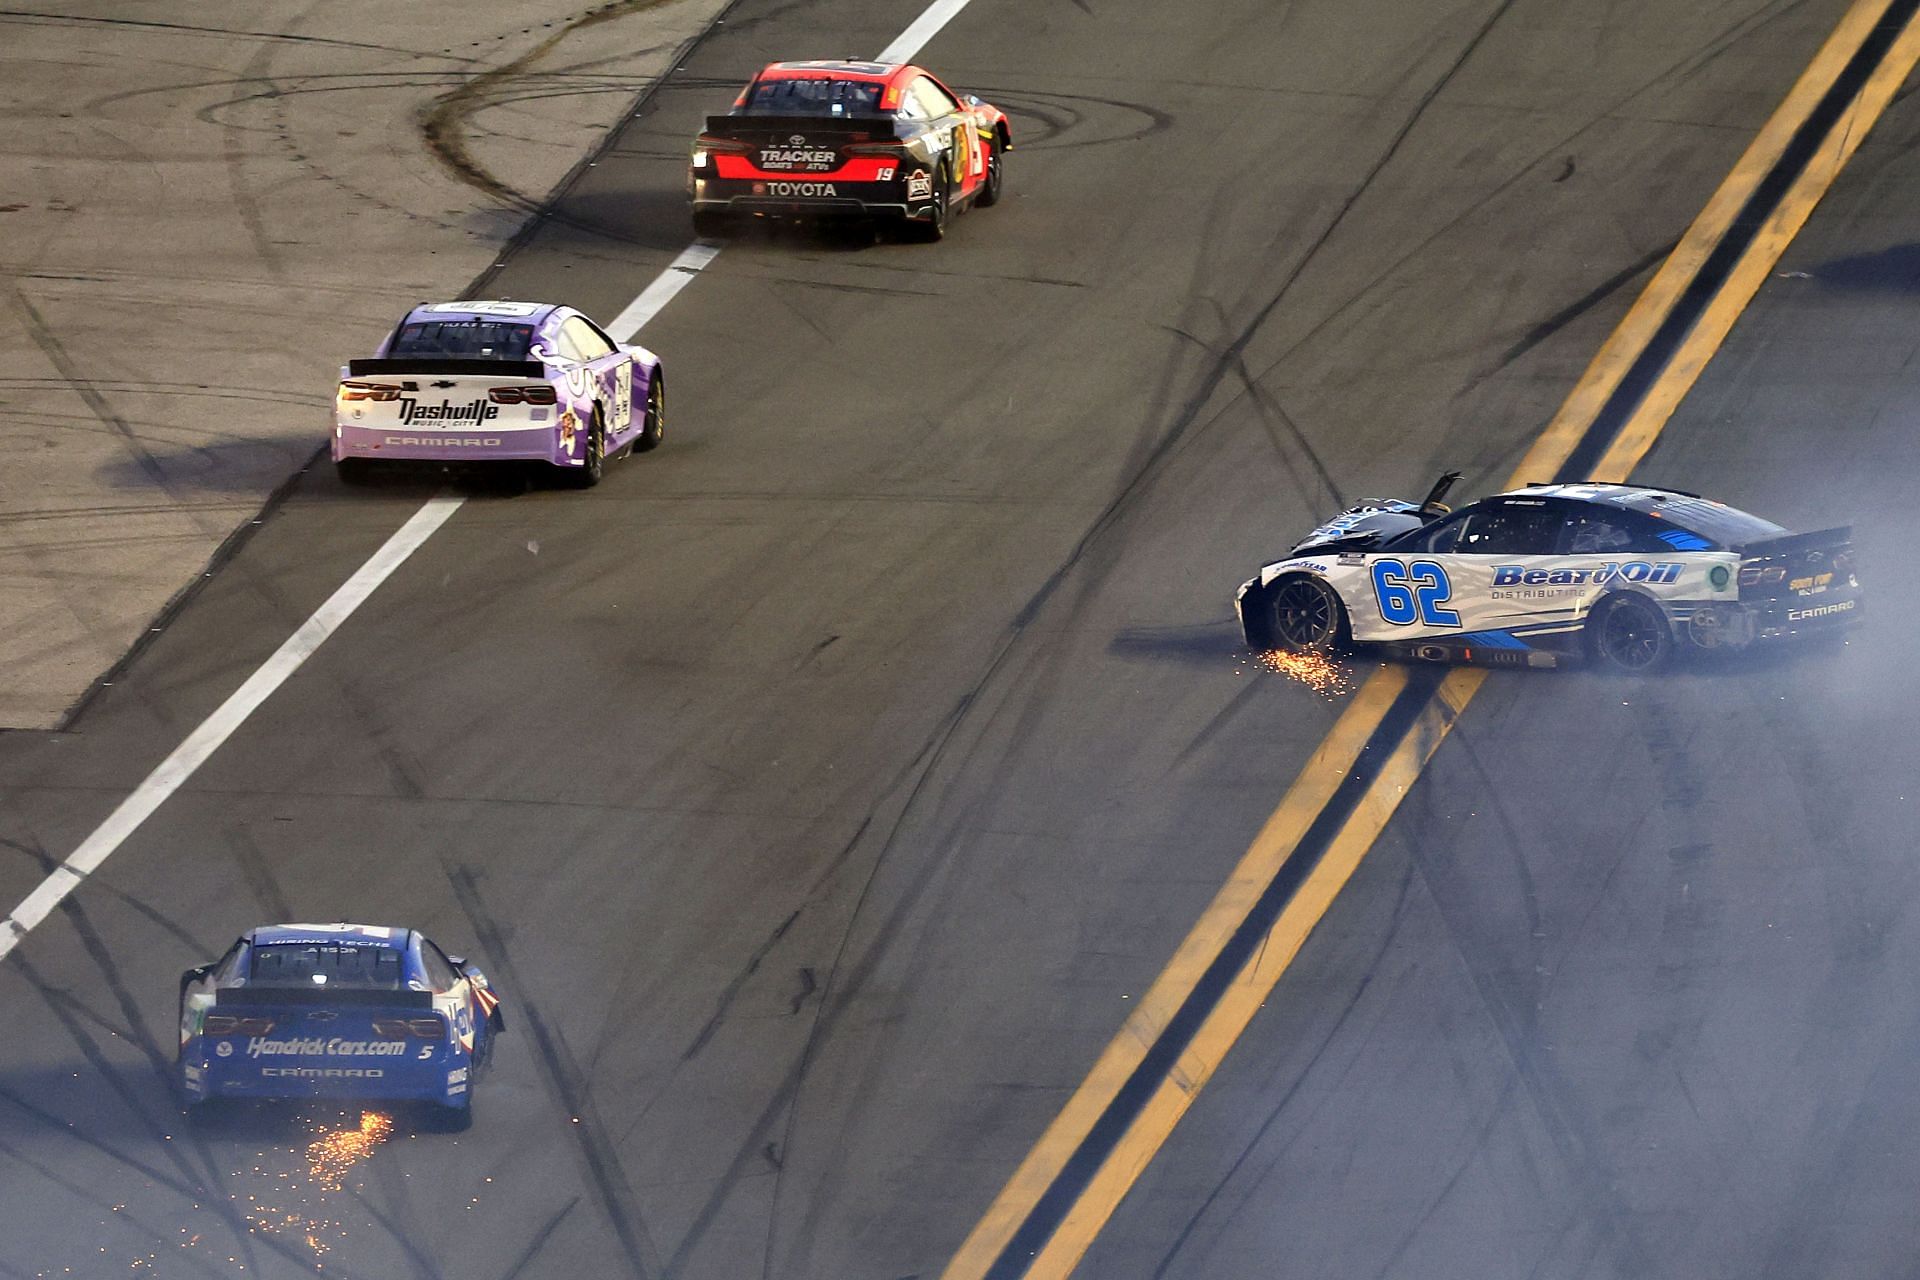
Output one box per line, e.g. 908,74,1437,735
1735,525,1852,557
702,113,899,137
217,986,432,1009
347,358,545,378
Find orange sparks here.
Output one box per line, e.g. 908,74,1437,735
1249,648,1354,697
307,1111,392,1193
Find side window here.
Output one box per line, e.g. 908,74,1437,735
551,323,587,363
1396,510,1470,555
910,77,957,119
1560,509,1678,555
215,940,249,982
419,942,460,994
1454,503,1563,556
895,82,929,121
561,316,614,361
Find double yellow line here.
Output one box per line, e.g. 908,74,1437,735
943,1,1920,1275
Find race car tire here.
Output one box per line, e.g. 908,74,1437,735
1265,575,1350,653
977,137,1003,208
334,458,375,486
908,169,950,242
633,371,664,453
423,1098,473,1133
692,209,731,239
569,411,606,488
1588,592,1673,672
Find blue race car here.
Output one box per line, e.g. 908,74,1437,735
178,923,504,1130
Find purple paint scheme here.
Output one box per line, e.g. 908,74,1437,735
332,300,663,485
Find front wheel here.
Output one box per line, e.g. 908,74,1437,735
976,139,1004,208
632,372,664,453
1265,576,1350,653
1588,593,1673,672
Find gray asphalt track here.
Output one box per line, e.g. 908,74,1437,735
2,0,1907,1276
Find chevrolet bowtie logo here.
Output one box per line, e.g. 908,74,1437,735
431,380,457,389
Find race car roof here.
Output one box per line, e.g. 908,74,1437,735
759,60,903,83
402,300,561,328
1501,482,1788,541
245,923,411,949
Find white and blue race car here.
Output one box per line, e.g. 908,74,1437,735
178,923,504,1129
1235,476,1861,671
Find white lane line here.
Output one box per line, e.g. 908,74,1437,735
0,497,464,963
879,0,977,62
605,242,721,342
0,0,987,966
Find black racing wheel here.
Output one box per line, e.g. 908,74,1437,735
1588,592,1673,672
1266,575,1350,653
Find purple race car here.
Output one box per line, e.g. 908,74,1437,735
332,300,664,487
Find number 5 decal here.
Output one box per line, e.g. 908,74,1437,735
1370,559,1460,627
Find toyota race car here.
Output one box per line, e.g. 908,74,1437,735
1235,476,1861,671
179,923,505,1130
333,300,664,486
689,60,1010,240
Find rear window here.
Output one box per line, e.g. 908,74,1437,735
249,944,403,990
740,77,884,116
388,320,534,360
1620,493,1786,548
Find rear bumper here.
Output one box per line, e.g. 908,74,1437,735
182,1042,470,1105
333,422,578,469
1679,592,1863,648
691,175,922,221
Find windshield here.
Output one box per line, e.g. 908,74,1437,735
741,77,885,116
388,320,535,360
249,943,403,990
1621,492,1786,547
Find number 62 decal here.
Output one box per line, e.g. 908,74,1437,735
1370,559,1461,627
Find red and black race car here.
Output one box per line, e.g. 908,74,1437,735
688,60,1011,241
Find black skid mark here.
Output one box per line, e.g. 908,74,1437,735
495,1195,582,1280
444,862,663,1280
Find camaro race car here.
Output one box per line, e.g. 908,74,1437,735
179,923,505,1129
688,60,1010,239
1235,476,1861,671
333,300,664,486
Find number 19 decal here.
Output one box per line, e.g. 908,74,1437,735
1370,559,1461,627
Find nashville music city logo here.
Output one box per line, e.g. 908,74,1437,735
398,397,501,425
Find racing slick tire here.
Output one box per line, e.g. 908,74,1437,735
569,410,607,488
692,209,731,239
334,458,375,486
1587,592,1674,673
1262,575,1351,654
977,137,1004,208
423,1098,473,1134
908,168,951,242
632,372,664,454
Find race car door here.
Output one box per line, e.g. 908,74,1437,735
907,75,982,196
556,314,634,443
1353,498,1568,642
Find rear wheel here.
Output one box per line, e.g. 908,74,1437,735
334,458,374,486
632,372,664,454
1266,576,1349,653
1588,593,1673,672
568,411,606,488
423,1098,472,1133
909,169,950,242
